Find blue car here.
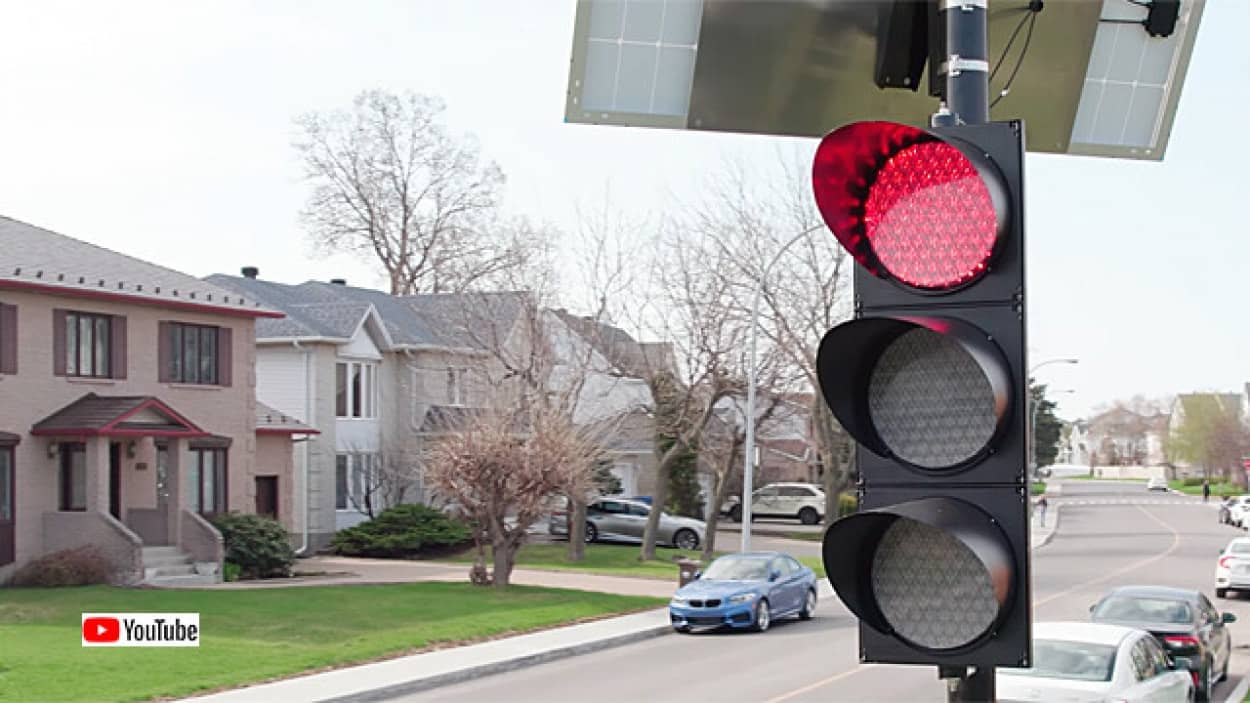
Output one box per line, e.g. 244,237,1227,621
669,552,818,633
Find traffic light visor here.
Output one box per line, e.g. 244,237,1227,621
824,497,1015,651
817,316,1011,472
812,121,1009,291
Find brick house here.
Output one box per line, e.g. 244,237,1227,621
0,217,313,585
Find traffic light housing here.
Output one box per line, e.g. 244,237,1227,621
815,120,1030,668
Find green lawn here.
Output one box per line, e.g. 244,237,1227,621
1031,481,1047,495
0,582,662,702
1169,479,1242,497
1066,475,1145,481
446,543,826,580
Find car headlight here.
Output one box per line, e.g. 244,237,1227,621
670,597,689,606
728,593,757,604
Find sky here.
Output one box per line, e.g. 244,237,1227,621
0,0,1247,422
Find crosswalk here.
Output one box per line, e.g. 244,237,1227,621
1058,498,1217,508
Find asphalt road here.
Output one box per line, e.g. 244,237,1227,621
407,480,1250,702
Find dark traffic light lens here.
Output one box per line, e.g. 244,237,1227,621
864,141,997,290
871,517,999,650
869,327,997,469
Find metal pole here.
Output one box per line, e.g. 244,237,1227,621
742,226,820,553
937,1,992,696
936,0,990,126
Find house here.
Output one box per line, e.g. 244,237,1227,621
206,274,661,550
1080,406,1169,468
0,216,313,585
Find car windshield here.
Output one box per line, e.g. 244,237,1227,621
1000,640,1116,682
702,556,771,581
1093,596,1192,624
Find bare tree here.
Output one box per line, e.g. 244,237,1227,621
424,404,603,587
294,89,541,294
339,447,422,519
682,151,855,524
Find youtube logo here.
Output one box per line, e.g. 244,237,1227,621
82,617,120,643
82,613,200,647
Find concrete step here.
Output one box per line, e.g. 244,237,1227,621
149,564,197,578
142,545,181,556
144,553,192,568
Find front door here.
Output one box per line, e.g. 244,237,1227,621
255,476,278,519
0,446,14,566
108,442,121,520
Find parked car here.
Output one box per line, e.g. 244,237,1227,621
549,497,705,550
722,483,826,525
1218,497,1233,525
1226,496,1250,528
997,621,1195,703
1090,585,1234,701
1214,537,1250,598
668,552,817,633
1147,477,1169,492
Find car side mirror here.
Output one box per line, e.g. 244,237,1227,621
1223,612,1237,624
769,570,781,582
1089,604,1097,613
693,570,702,580
1171,656,1196,672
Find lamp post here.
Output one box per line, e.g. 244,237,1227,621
741,224,821,553
1028,357,1079,476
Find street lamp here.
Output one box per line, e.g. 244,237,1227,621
741,224,822,553
1028,355,1079,474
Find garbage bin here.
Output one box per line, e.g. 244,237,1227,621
677,558,701,587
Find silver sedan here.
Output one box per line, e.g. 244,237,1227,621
550,498,706,550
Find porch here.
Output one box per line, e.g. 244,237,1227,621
32,394,225,585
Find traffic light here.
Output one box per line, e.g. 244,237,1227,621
815,120,1030,668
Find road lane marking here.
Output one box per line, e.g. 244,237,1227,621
1035,504,1181,608
769,503,1184,702
763,664,878,703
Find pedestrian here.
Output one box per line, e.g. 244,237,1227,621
1203,479,1211,503
1037,496,1049,527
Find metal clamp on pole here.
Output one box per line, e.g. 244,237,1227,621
937,0,990,125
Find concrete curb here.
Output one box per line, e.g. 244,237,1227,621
1222,672,1250,703
318,620,673,703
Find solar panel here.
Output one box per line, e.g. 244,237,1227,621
565,0,1206,161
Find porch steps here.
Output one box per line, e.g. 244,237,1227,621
142,546,218,586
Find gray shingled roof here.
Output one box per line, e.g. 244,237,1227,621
31,393,204,435
0,216,278,317
206,274,527,350
256,401,318,434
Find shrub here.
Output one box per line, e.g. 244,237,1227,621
1182,477,1204,487
837,493,858,518
332,503,472,558
210,512,295,579
222,562,242,582
9,546,113,587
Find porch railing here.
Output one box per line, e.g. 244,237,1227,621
42,511,143,585
179,510,224,578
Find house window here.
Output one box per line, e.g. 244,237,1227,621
335,361,378,418
58,443,86,511
187,448,227,515
0,446,12,522
169,324,220,384
65,312,111,378
335,453,381,511
446,368,468,406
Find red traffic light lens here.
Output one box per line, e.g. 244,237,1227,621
812,121,1007,291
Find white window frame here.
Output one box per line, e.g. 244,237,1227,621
335,360,380,420
446,367,468,406
335,452,382,512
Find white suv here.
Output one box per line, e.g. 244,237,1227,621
724,483,826,525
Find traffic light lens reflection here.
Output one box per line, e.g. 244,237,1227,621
869,327,997,469
864,141,997,290
872,517,998,650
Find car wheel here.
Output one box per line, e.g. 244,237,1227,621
799,589,817,620
753,599,771,633
585,522,598,543
729,505,743,523
674,529,699,551
1220,651,1229,682
798,507,819,525
1217,588,1228,599
1196,658,1213,702
674,624,691,634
